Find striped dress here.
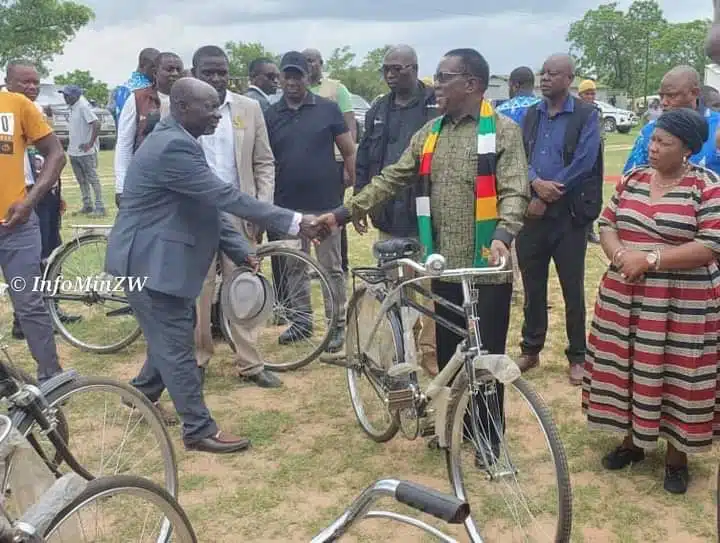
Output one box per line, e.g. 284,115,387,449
582,165,720,453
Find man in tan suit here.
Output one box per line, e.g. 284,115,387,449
192,45,281,388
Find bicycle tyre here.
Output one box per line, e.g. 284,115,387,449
45,234,142,354
445,372,572,542
345,286,401,442
10,377,178,499
43,474,197,543
219,243,338,372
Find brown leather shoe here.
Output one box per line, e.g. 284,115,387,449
185,431,251,454
516,354,540,373
569,364,584,386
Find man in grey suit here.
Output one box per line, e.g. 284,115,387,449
106,78,327,454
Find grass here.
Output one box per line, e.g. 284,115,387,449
2,129,719,542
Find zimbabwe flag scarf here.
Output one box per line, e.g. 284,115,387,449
416,100,499,267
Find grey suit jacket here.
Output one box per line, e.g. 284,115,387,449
106,116,295,300
244,87,271,113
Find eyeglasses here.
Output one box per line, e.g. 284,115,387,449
380,64,415,75
433,71,469,84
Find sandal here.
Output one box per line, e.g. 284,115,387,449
601,445,645,470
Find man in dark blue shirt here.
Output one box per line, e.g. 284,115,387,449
516,54,602,386
264,51,356,353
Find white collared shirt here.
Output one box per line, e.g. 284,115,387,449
199,92,240,186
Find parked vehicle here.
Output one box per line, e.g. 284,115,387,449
36,84,116,150
595,100,638,134
350,93,370,139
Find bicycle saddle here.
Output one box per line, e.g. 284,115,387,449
372,238,422,261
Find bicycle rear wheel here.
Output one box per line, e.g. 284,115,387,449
219,242,338,372
445,371,572,542
45,234,141,353
345,286,401,442
43,474,196,542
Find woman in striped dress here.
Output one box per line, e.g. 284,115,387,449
583,108,720,494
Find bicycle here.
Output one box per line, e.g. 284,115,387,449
312,478,470,542
335,237,572,542
216,239,339,372
0,413,196,542
0,337,178,520
42,224,140,354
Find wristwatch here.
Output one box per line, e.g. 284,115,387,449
646,250,659,270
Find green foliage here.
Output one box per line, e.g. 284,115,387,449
568,0,710,99
225,41,280,91
0,0,94,76
324,45,391,101
54,69,109,105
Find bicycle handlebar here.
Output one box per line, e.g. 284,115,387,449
310,478,469,542
380,253,509,279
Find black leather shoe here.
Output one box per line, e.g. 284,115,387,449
185,431,251,454
241,370,282,388
664,464,689,494
278,324,313,345
326,327,345,353
602,445,645,470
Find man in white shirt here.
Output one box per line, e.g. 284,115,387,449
114,52,183,207
191,45,280,389
60,85,105,217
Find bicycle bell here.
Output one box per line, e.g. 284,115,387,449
424,254,446,275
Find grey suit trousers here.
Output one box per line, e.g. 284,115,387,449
127,287,218,443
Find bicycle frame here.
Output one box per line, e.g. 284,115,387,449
351,256,511,449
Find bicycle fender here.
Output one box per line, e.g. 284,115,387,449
433,387,452,448
9,369,79,427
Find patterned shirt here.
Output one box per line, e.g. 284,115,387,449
496,93,542,125
111,72,153,124
624,106,720,175
348,111,530,283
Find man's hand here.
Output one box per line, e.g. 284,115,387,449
526,198,547,219
59,199,67,215
489,239,509,266
114,193,121,209
246,254,260,273
532,179,564,203
4,201,32,228
299,214,331,242
352,213,368,235
79,143,92,153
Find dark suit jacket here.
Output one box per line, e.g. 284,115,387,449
106,117,295,299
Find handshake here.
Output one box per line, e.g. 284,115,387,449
298,212,342,242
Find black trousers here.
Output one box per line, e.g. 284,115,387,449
340,226,349,272
432,280,512,446
515,213,588,365
35,189,62,260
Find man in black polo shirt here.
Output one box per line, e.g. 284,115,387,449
264,51,356,352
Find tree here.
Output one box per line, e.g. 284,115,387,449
54,70,109,105
325,45,391,101
0,0,94,75
225,41,279,90
568,0,712,100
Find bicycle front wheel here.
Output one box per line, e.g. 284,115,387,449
220,242,338,372
45,234,142,354
44,474,196,542
9,377,177,504
445,372,572,542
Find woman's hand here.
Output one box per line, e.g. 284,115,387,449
616,250,650,282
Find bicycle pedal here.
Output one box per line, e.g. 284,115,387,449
387,387,415,411
387,363,419,377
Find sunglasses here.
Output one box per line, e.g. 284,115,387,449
433,71,469,84
380,64,415,75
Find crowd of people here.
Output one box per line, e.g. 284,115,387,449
2,35,720,497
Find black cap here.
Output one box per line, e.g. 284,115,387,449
280,51,308,75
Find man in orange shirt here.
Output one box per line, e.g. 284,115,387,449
0,88,66,382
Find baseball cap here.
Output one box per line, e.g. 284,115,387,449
58,85,83,98
280,51,308,75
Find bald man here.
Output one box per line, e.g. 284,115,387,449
516,53,602,386
624,66,720,174
106,78,327,454
110,48,159,124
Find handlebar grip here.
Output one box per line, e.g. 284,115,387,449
395,481,470,524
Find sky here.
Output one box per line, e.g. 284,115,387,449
48,0,712,86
